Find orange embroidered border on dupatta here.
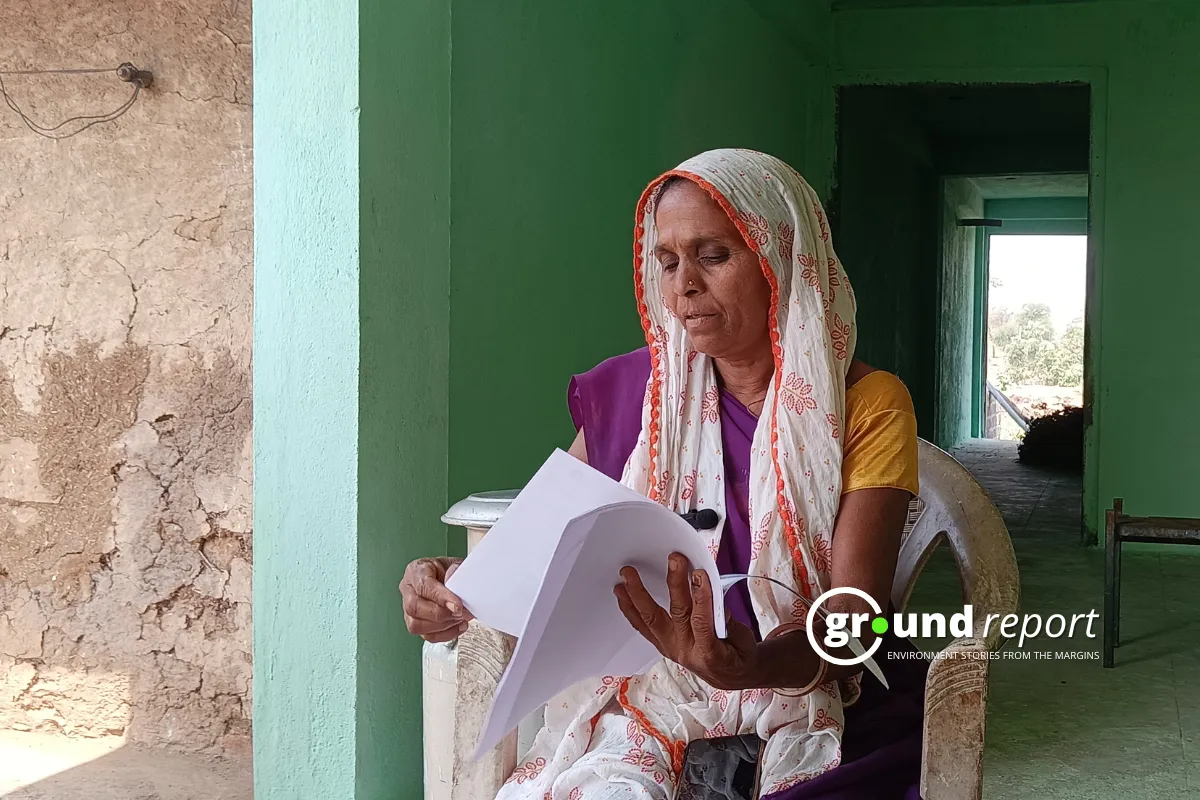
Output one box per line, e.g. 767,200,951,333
632,170,814,598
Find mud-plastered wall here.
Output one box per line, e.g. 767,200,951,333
0,0,252,754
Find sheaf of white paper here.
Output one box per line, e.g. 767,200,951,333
446,448,725,760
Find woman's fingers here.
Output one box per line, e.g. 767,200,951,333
400,558,471,638
615,582,661,650
419,621,471,644
666,553,694,628
687,568,716,642
413,570,468,617
616,566,670,643
403,594,461,635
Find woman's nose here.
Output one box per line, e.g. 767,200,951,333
678,261,703,294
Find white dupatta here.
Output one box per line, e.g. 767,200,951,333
500,149,861,798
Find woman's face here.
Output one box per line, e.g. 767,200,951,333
653,180,773,360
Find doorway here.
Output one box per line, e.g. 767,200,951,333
830,81,1096,534
978,190,1088,442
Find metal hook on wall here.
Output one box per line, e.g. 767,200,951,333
116,63,153,90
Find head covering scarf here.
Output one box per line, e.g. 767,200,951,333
624,148,857,626
498,149,860,799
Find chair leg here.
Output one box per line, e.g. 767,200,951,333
1114,539,1122,648
1103,507,1116,668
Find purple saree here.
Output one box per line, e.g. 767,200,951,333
568,347,927,800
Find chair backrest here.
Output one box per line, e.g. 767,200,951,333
891,440,1020,650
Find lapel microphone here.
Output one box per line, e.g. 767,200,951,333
679,509,720,530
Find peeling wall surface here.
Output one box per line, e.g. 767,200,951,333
0,0,252,754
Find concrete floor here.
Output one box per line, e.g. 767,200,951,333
0,731,250,799
917,439,1200,799
2,439,1196,798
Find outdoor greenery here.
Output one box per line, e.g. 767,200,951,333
989,303,1084,389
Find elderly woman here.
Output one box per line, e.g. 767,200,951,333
401,149,928,799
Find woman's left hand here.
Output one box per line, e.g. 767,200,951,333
615,553,762,691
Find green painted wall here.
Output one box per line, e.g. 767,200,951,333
835,0,1200,534
938,178,983,448
253,0,450,795
832,87,941,439
447,0,836,514
253,0,361,793
356,0,451,794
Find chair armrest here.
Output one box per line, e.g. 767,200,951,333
451,623,518,800
921,636,989,800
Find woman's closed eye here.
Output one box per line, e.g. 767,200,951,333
699,250,729,266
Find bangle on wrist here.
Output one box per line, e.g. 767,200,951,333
763,622,828,697
774,657,828,697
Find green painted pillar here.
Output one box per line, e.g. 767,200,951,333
252,0,450,795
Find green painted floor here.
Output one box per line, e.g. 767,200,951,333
906,439,1200,799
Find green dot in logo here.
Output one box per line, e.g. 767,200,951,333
871,616,889,635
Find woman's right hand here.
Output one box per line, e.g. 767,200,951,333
400,557,472,643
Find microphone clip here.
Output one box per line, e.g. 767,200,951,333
679,508,720,530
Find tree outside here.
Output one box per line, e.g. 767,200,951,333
990,304,1083,390
985,235,1086,440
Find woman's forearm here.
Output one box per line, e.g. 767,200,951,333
751,630,864,689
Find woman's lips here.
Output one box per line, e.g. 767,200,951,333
684,314,717,329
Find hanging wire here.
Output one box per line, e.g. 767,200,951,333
0,63,148,140
0,67,115,76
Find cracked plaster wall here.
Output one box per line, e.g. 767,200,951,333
0,0,253,754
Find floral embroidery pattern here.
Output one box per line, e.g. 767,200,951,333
814,203,829,242
739,211,770,246
829,314,850,361
654,470,673,505
799,253,821,287
708,539,720,558
792,597,809,622
705,721,731,738
622,749,668,784
826,413,840,440
568,789,583,800
626,719,647,747
701,385,720,423
595,675,621,696
750,511,773,558
827,258,842,301
687,349,699,374
781,373,818,416
768,771,816,793
710,689,732,713
682,471,697,501
509,758,546,784
812,708,841,732
741,687,770,705
777,221,794,263
810,531,832,574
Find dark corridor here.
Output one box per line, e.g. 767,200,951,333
830,82,1091,450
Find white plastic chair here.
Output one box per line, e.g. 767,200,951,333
424,439,1019,800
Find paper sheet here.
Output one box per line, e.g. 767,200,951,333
446,449,724,759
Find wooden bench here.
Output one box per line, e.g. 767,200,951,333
1103,497,1200,668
